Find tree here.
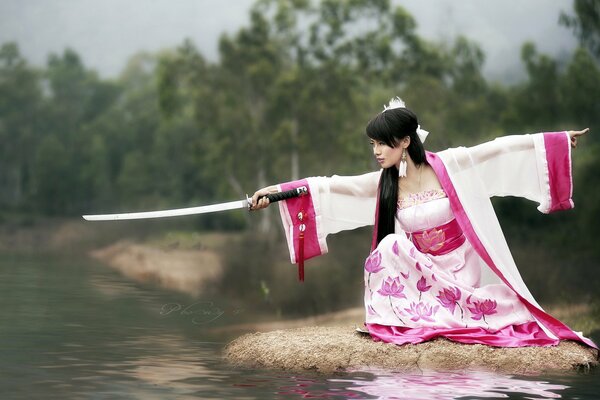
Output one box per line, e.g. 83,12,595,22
0,43,43,209
31,135,70,214
560,0,600,59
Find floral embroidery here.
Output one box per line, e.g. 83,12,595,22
415,228,446,253
365,250,384,300
416,275,432,301
436,287,464,319
377,277,407,299
392,240,400,256
398,188,446,210
467,297,497,324
364,250,384,274
409,247,416,259
376,277,407,324
404,302,439,322
417,276,432,293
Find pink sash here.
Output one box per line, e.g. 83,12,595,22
408,218,466,256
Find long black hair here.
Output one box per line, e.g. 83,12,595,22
366,106,427,246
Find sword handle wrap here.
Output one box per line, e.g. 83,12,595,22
263,186,308,203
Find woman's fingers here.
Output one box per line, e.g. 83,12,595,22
568,128,590,149
575,127,589,137
257,195,270,209
250,188,272,210
251,191,264,210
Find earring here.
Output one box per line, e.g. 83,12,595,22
398,149,407,178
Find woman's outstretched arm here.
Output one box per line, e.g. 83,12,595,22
439,128,590,213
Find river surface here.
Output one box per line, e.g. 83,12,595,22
0,253,598,399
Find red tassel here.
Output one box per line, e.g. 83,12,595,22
298,230,305,282
297,210,306,282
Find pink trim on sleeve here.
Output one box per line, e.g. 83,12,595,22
543,132,574,212
278,180,323,264
426,151,597,349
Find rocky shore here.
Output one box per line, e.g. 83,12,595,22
225,326,599,374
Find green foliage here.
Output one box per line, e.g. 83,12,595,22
218,228,369,316
0,0,599,307
31,135,71,214
560,0,600,59
0,43,43,208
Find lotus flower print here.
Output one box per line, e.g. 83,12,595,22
467,298,497,322
404,302,439,322
416,275,432,301
437,287,461,312
392,240,400,256
416,276,432,293
436,286,463,317
409,247,416,259
415,228,445,253
377,277,407,299
364,250,384,273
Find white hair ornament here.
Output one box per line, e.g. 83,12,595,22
382,96,429,144
382,96,406,111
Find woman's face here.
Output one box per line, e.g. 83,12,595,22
370,138,407,169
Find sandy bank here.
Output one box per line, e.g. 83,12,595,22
225,326,599,374
91,240,221,296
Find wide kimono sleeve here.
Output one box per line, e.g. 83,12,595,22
442,131,573,213
276,171,381,264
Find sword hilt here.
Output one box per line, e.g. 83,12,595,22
246,186,308,209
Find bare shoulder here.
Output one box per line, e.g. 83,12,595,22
422,164,443,190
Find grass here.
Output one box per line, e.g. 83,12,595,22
546,302,600,336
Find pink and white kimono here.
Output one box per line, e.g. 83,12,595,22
276,131,597,348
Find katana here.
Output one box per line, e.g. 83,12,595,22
82,186,308,221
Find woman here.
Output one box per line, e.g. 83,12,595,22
251,97,595,349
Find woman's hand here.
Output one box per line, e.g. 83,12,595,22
568,128,590,149
250,186,279,210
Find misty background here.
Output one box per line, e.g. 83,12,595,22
0,0,598,318
1,0,578,81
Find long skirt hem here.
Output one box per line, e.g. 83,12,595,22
365,321,559,347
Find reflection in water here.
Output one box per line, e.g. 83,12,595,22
226,370,571,399
105,334,220,387
332,370,568,399
89,274,147,299
0,254,596,400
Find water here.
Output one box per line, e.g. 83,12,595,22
0,253,598,399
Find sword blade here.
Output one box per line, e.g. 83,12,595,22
82,199,247,221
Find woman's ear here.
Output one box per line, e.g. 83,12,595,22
402,136,411,149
